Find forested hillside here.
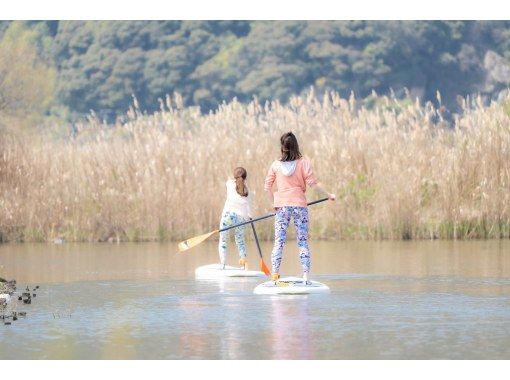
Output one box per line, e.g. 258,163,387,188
1,20,510,121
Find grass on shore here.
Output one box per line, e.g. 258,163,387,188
1,91,510,242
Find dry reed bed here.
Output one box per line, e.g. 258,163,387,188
1,91,510,242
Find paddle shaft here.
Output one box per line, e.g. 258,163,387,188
250,222,263,259
218,197,329,233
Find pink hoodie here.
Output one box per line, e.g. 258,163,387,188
264,157,318,208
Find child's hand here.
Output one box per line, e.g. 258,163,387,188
329,193,336,201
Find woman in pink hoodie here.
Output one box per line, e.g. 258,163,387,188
264,132,335,284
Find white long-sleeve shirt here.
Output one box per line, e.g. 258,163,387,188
222,179,252,219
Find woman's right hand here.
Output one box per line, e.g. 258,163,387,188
329,193,336,201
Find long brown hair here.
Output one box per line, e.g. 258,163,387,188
280,131,302,162
234,167,248,197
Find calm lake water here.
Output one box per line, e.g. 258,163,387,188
1,240,509,359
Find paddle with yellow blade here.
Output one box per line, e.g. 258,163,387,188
177,212,277,252
177,197,329,254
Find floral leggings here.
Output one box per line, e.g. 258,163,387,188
218,211,247,265
271,206,311,274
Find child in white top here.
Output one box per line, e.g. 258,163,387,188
219,167,252,269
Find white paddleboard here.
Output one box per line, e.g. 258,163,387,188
195,264,265,279
253,276,330,295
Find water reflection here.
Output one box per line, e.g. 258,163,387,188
0,240,509,359
269,296,315,359
177,298,210,359
1,240,509,284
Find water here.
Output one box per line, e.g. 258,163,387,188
1,240,509,359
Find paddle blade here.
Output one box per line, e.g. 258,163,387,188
178,230,218,252
260,259,271,276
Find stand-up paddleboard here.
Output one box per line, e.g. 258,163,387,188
253,276,330,295
195,264,266,280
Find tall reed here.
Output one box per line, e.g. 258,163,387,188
1,91,509,242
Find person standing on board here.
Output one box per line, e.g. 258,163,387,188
219,167,253,269
264,132,335,284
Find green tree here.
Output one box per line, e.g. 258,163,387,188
4,20,510,118
0,21,55,125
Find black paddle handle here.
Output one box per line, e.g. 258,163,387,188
219,213,275,232
218,197,329,233
307,197,329,206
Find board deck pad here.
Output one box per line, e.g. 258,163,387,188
195,263,266,279
253,276,330,295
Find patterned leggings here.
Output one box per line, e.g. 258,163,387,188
271,206,311,274
218,211,247,265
